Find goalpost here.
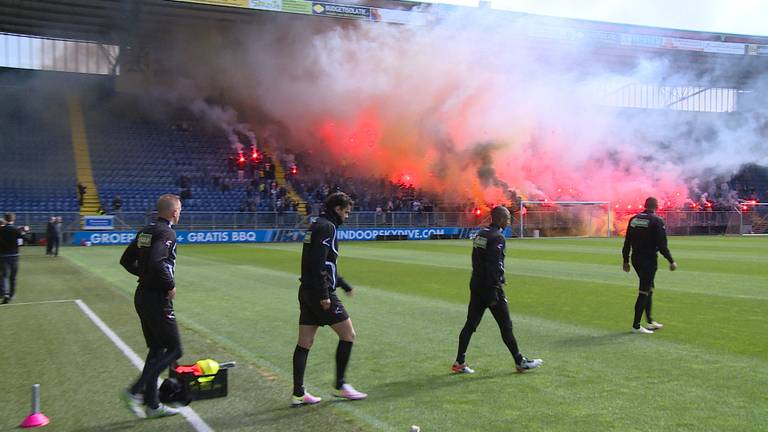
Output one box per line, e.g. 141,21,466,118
518,201,611,238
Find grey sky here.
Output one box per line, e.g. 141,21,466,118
420,0,768,36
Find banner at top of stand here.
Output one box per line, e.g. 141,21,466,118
172,0,424,24
311,2,372,19
176,0,250,7
171,0,768,56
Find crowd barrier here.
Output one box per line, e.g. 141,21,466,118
11,209,763,246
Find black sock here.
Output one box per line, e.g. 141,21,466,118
645,291,654,322
456,326,473,364
293,345,309,397
509,353,523,366
130,347,160,397
633,293,647,328
335,340,353,390
501,330,522,364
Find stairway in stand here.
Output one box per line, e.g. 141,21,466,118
750,212,768,234
270,155,308,215
67,93,100,218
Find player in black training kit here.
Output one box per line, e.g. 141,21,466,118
119,194,183,418
292,192,367,406
453,206,542,374
623,197,677,334
0,212,29,304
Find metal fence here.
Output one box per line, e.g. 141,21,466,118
11,211,484,233
10,209,765,243
662,210,744,235
518,209,763,237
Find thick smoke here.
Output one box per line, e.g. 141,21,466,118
472,142,509,190
147,9,767,208
145,79,257,152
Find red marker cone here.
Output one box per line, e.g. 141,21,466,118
20,384,49,428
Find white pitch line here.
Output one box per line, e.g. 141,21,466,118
74,299,214,432
2,299,79,307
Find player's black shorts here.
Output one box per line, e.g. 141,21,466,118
298,289,349,326
134,287,181,349
632,259,657,292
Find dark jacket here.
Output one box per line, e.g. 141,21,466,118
622,210,674,264
120,218,177,292
0,225,24,256
300,211,352,301
470,224,506,304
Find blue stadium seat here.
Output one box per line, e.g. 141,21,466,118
0,86,77,212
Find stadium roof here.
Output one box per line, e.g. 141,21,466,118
4,0,768,46
1,0,767,87
0,0,259,44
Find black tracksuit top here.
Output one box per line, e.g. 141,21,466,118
300,211,352,301
0,225,24,256
470,224,506,304
120,218,177,292
622,210,674,264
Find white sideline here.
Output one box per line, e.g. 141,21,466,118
2,299,79,306
74,299,214,432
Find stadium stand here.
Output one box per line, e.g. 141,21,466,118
84,99,248,214
0,83,78,218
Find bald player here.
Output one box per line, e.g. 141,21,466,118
452,206,543,374
622,197,677,334
119,194,184,419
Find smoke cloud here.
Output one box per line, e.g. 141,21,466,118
148,9,767,208
146,79,257,152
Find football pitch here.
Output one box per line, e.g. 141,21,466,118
1,236,766,431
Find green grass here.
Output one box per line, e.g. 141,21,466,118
1,236,767,431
